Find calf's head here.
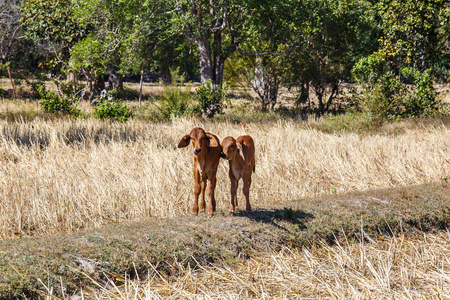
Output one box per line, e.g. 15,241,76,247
178,127,215,155
221,136,245,160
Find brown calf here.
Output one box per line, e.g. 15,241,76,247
178,127,222,215
220,135,255,213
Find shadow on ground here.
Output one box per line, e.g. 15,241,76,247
234,207,315,232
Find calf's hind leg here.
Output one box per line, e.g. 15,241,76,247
243,175,252,213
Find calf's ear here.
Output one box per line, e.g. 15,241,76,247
237,143,245,161
178,135,191,148
206,133,219,147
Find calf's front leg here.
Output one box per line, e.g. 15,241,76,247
206,176,217,215
230,177,238,213
193,169,201,215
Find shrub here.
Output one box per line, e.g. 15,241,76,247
402,69,439,117
193,80,227,118
39,87,81,118
108,87,139,101
25,78,47,99
359,72,406,123
352,49,441,122
59,81,86,100
93,100,133,123
157,68,193,120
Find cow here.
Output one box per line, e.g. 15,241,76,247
178,127,222,216
220,135,255,213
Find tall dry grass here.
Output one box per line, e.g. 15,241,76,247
0,117,448,238
82,231,450,299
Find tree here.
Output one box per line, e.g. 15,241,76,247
21,0,88,67
283,0,379,115
351,0,449,122
0,0,25,97
22,0,167,99
169,0,262,86
376,0,450,78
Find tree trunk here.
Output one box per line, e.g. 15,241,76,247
138,70,144,107
212,31,224,86
196,32,227,87
7,66,16,99
297,81,310,107
197,37,213,84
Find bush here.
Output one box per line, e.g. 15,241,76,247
359,72,406,123
93,100,133,123
157,68,193,121
193,80,227,118
25,79,47,99
39,87,81,118
402,69,439,117
59,81,86,100
108,87,139,101
353,50,441,122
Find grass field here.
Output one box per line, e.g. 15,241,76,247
0,82,449,298
0,117,448,238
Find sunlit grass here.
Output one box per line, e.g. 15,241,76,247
76,231,450,299
0,117,448,238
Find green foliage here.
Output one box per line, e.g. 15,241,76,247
157,68,193,120
59,81,86,99
70,34,108,77
376,0,449,74
280,0,379,115
39,87,81,118
352,48,392,85
25,79,47,99
21,0,85,47
108,87,139,101
193,80,227,118
93,100,133,123
354,67,440,123
359,72,406,123
0,61,10,74
403,69,440,117
14,0,450,122
352,36,442,122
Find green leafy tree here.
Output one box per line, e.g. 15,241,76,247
376,0,450,78
22,0,168,98
169,0,279,87
352,0,448,122
69,0,164,98
353,48,441,122
224,0,292,111
1,0,25,97
21,0,88,66
283,0,379,115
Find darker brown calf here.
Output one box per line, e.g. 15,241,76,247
220,135,255,213
178,127,222,215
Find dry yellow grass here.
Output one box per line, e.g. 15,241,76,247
0,117,448,238
74,231,450,299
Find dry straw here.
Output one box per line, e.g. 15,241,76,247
79,231,450,299
0,118,448,238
